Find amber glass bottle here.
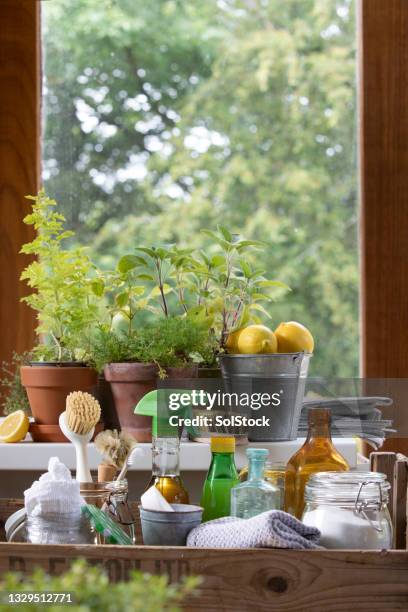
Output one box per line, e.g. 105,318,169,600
147,438,189,504
285,408,349,518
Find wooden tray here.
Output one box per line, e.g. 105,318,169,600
1,499,408,610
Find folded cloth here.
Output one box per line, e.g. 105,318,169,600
187,510,321,549
24,457,83,517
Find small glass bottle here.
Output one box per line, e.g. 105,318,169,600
147,437,189,504
238,460,285,509
200,437,239,522
285,408,349,519
231,448,280,518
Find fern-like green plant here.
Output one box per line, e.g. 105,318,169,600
88,316,217,373
140,316,217,369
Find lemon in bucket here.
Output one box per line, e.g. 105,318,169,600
275,321,314,353
236,325,278,354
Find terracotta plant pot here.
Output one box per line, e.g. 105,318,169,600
104,362,159,442
21,364,98,428
164,365,199,379
30,422,103,443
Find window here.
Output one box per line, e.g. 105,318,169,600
42,0,358,377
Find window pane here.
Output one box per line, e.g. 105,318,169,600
42,0,358,377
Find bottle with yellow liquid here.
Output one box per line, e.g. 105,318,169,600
147,437,189,504
285,408,349,518
135,389,189,504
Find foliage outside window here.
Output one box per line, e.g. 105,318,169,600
42,0,358,377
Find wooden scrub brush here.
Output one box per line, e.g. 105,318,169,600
59,391,101,483
66,391,101,434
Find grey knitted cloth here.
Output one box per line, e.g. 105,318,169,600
187,510,321,549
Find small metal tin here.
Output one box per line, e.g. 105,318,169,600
139,503,203,546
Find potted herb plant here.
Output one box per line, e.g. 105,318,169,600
19,191,99,439
189,226,311,442
92,247,215,441
90,252,160,442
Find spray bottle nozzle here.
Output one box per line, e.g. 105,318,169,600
134,389,197,438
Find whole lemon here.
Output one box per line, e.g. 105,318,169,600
275,321,314,353
237,325,278,354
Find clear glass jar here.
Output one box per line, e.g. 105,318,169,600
26,512,94,545
80,482,111,507
105,479,136,543
302,471,393,549
81,479,137,544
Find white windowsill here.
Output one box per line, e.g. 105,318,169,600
0,437,358,471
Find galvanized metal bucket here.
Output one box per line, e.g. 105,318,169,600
218,352,311,442
139,504,203,546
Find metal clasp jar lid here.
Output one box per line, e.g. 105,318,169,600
305,471,390,509
354,479,385,532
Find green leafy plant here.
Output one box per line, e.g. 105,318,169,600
186,226,290,347
0,559,199,612
116,245,193,317
134,246,176,316
18,192,287,371
92,227,288,372
0,353,31,415
20,191,101,362
100,254,155,337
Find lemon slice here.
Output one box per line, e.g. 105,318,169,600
0,410,30,443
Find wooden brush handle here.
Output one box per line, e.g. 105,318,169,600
98,464,117,483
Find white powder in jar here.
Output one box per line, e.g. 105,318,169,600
302,505,392,549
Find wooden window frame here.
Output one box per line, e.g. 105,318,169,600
359,0,408,378
0,1,39,364
0,0,407,384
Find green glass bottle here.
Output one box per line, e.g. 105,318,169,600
200,437,239,522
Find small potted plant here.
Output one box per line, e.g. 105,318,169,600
89,252,160,441
19,191,99,440
189,226,312,442
93,248,215,441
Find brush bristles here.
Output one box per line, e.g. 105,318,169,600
94,429,137,469
66,391,101,435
